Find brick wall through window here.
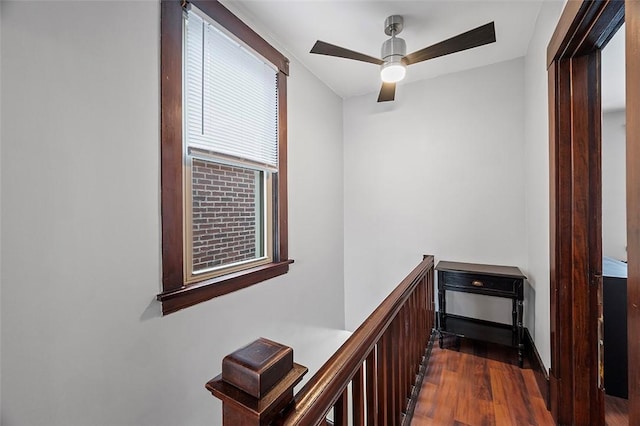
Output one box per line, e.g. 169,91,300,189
191,159,260,272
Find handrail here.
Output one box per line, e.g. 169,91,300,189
280,255,435,425
207,255,436,426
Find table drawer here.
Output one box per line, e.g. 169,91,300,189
440,272,518,296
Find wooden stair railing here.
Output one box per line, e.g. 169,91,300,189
207,255,436,426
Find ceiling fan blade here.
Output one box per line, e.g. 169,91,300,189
377,82,396,102
310,41,384,65
403,22,496,65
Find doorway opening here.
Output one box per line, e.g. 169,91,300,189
601,23,628,425
548,1,639,425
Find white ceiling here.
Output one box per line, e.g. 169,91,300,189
231,0,547,99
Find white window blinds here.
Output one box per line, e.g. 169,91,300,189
184,7,279,169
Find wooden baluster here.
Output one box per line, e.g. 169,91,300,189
426,272,431,333
422,275,427,337
420,279,425,342
420,283,424,339
389,324,398,426
334,388,348,426
399,308,405,419
411,290,418,381
401,299,413,406
409,295,415,398
366,348,378,426
406,296,412,401
392,317,401,425
404,303,411,407
426,273,431,339
388,320,396,425
415,289,420,361
352,365,365,426
422,275,427,339
413,290,419,377
425,274,430,340
418,278,424,345
427,273,432,333
416,288,421,360
398,310,405,421
401,309,408,420
379,329,393,425
403,300,416,412
423,274,428,334
418,278,424,349
410,298,416,396
418,285,423,356
424,275,428,333
428,275,432,332
384,328,395,426
403,294,416,392
429,269,435,331
407,301,413,405
402,307,408,417
422,276,427,341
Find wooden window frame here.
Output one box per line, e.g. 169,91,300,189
157,0,292,315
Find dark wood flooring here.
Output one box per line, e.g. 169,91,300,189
605,394,629,425
411,338,552,425
411,337,630,425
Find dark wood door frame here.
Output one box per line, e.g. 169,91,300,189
626,1,640,423
548,1,638,424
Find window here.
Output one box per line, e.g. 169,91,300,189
158,0,291,315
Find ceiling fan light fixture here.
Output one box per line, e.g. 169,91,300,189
309,14,497,102
380,31,407,83
380,59,406,83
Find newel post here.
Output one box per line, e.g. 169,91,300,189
206,337,308,425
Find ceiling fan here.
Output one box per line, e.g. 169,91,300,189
310,16,496,102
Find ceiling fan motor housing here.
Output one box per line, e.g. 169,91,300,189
381,15,406,66
381,36,406,61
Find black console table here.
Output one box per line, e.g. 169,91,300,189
436,261,526,367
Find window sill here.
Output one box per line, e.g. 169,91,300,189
157,259,294,315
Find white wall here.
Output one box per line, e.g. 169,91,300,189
343,58,528,330
523,0,565,370
602,110,627,261
0,1,345,425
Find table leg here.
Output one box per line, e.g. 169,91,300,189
512,298,517,332
517,299,524,368
438,282,446,349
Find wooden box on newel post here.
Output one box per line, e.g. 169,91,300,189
206,337,307,425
